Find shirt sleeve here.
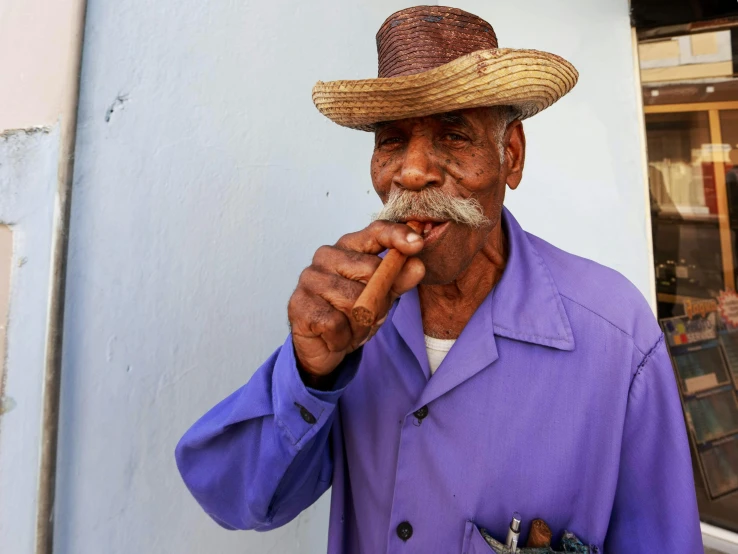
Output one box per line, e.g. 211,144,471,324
175,334,361,531
605,335,703,552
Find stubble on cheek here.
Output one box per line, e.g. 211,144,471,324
370,153,392,203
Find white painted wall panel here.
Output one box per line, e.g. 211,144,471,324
0,126,60,554
0,225,11,381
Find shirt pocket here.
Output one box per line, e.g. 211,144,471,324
462,521,496,554
462,520,601,554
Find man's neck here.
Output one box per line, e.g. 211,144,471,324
418,225,507,339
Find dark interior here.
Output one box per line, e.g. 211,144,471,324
632,0,738,30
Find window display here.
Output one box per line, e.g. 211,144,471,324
642,27,738,529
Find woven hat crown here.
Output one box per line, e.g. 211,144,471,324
377,6,499,78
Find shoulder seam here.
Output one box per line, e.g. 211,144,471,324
633,333,665,382
559,293,646,358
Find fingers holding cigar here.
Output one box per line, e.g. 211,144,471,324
289,221,425,379
351,221,425,326
335,220,425,258
310,249,422,320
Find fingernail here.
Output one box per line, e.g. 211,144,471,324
407,233,422,243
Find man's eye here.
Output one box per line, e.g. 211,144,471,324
445,133,466,141
380,137,403,146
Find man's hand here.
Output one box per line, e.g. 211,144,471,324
288,221,425,379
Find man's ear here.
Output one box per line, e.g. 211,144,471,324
504,120,525,190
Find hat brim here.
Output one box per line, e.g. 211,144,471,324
312,48,578,131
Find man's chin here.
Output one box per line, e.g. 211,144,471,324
415,248,453,285
418,262,459,286
420,274,454,286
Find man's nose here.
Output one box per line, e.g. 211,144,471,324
393,135,441,191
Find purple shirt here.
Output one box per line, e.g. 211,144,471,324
175,208,702,553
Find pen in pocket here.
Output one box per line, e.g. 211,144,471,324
505,512,521,552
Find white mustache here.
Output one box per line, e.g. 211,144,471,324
374,188,490,228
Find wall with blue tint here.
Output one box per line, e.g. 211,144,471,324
0,126,60,554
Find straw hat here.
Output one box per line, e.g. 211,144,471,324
312,6,579,131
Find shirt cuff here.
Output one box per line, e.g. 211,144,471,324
272,334,361,448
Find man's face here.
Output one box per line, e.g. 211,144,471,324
370,107,523,285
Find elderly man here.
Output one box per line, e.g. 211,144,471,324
176,6,702,553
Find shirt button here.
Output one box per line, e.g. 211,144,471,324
396,521,413,541
413,405,429,420
294,402,316,424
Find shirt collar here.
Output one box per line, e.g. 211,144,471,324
489,207,575,351
392,206,575,372
391,207,574,407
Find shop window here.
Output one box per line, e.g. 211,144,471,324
641,26,738,530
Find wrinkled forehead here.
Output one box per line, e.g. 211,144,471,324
373,108,495,132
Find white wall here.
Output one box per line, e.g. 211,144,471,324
0,0,85,551
0,225,10,374
56,1,649,553
0,126,60,554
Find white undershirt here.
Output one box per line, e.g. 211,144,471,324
424,335,456,375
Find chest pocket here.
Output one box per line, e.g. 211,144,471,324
462,521,598,554
462,521,497,554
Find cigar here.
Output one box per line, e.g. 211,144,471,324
525,519,552,548
351,221,423,327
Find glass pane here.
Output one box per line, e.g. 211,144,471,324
702,438,738,498
647,112,712,217
640,27,738,519
647,112,725,304
685,389,738,444
673,346,730,393
720,331,738,381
